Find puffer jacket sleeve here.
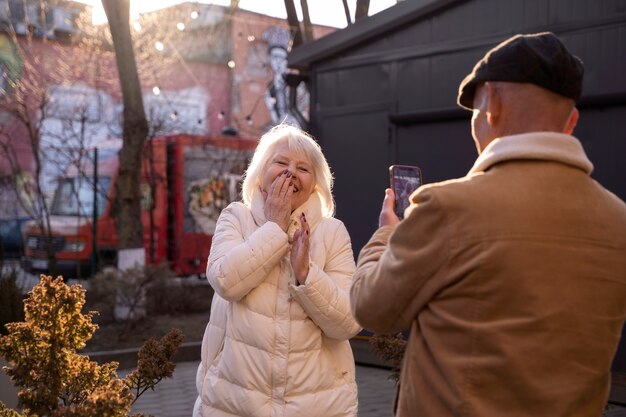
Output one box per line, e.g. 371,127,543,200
207,202,290,301
289,219,361,340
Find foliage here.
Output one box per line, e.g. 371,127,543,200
369,333,407,384
84,268,120,325
0,275,183,417
0,402,21,417
0,268,25,336
86,263,213,325
146,272,213,316
126,330,184,402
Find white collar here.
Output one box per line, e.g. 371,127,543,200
469,132,593,175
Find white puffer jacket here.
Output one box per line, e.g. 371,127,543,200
193,192,361,417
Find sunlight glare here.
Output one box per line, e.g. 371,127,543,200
86,0,398,28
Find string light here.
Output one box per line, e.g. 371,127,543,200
122,4,308,135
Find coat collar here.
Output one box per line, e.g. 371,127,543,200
468,132,594,175
249,190,323,241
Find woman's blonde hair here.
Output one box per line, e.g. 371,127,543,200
241,124,335,217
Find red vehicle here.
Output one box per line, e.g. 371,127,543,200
22,134,257,278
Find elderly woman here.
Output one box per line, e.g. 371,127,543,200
193,124,361,417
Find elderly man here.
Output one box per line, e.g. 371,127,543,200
351,32,626,417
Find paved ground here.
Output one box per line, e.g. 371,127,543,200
10,265,397,416
124,362,396,417
6,263,625,416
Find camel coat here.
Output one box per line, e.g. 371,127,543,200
352,132,626,417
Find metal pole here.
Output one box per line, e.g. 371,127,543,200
91,147,98,277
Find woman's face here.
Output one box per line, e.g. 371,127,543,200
261,142,315,211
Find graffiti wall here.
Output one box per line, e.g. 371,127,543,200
183,144,251,235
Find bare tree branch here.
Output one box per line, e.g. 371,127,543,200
355,0,371,21
342,0,353,26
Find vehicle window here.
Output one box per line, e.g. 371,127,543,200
51,177,111,216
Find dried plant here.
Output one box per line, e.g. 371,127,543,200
369,333,407,384
0,275,183,417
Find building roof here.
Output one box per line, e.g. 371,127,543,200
288,0,466,70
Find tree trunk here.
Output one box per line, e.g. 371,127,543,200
300,0,313,43
101,0,148,270
283,0,303,48
355,0,371,21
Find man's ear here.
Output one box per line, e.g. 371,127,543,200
564,107,579,134
484,82,500,126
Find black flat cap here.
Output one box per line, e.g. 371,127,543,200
457,32,584,110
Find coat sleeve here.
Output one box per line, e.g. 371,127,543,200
289,219,362,340
207,203,289,301
350,187,450,334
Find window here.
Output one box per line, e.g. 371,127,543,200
51,176,111,217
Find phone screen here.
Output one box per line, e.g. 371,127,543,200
390,165,422,219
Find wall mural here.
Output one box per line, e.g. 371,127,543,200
262,26,309,129
184,144,252,235
0,34,23,98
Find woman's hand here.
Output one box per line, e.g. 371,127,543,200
291,212,310,285
263,170,293,231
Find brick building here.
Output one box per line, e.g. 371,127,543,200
0,0,335,217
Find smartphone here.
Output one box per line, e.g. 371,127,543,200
389,165,422,219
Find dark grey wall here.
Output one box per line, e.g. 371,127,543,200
301,0,626,381
309,0,626,252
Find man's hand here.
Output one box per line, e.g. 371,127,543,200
263,170,293,231
379,188,400,228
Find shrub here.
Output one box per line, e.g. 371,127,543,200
0,267,25,336
86,263,213,320
85,267,123,325
0,275,183,417
369,333,407,384
147,275,213,316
